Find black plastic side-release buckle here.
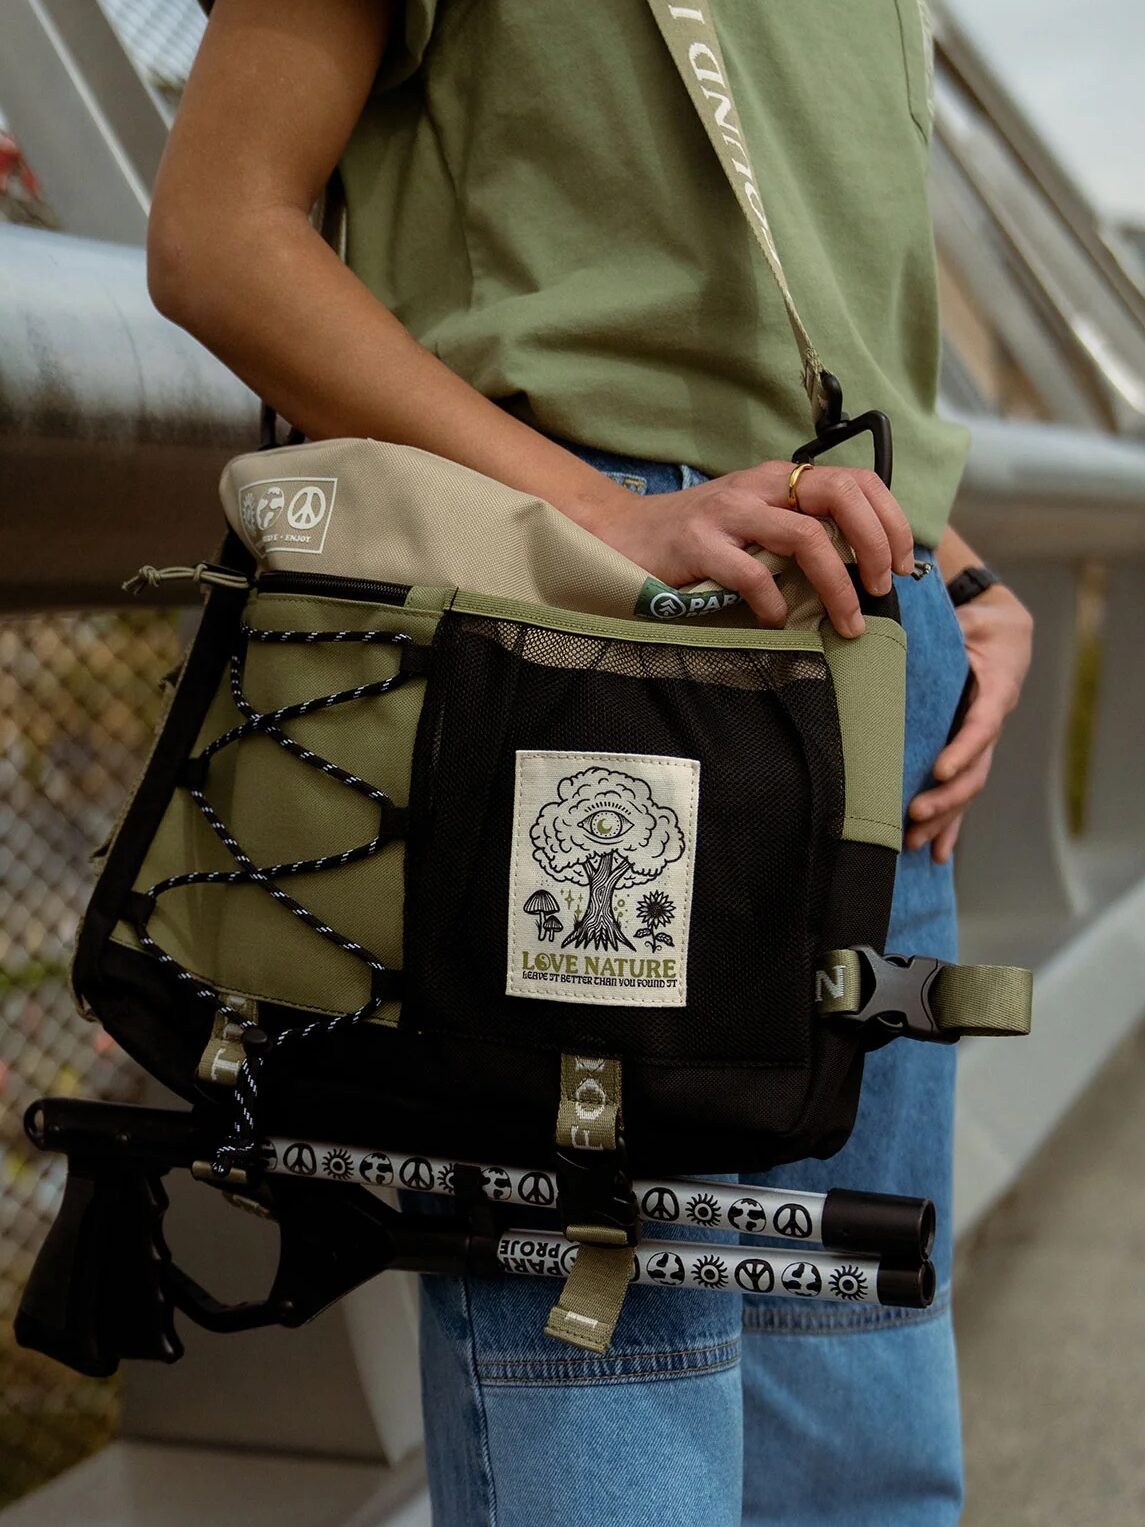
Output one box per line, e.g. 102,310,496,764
845,946,958,1045
794,371,894,489
554,1134,639,1248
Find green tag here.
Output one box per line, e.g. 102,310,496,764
635,576,743,621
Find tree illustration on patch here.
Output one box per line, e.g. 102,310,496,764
529,767,685,951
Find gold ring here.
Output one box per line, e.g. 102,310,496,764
787,461,814,510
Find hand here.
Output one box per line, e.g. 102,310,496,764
583,461,916,636
907,583,1034,863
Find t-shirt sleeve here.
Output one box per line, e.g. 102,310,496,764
194,1,438,93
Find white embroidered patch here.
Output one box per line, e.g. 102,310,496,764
506,750,700,1007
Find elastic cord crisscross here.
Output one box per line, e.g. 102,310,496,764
132,619,418,1177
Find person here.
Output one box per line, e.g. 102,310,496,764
148,2,1034,1521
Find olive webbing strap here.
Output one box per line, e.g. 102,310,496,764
545,1056,635,1354
816,949,1034,1037
643,1,830,427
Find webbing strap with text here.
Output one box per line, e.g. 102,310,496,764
643,1,829,425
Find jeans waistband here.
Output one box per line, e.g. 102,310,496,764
546,434,705,495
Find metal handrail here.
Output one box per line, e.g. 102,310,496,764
935,11,1145,330
5,226,1145,611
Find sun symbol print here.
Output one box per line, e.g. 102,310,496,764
691,1254,729,1289
322,1148,354,1180
685,1191,721,1226
828,1264,869,1301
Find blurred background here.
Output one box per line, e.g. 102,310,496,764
1,1,1144,1522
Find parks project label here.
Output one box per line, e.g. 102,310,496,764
505,750,700,1007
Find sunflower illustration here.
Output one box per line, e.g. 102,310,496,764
634,890,676,951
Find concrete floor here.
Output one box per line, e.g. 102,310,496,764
956,1021,1145,1526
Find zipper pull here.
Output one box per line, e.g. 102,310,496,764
123,562,251,596
911,560,933,581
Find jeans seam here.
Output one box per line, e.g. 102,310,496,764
477,1334,741,1388
461,1272,500,1525
741,1285,951,1336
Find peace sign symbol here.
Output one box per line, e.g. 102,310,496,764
283,1142,316,1176
641,1186,680,1222
399,1156,434,1190
734,1258,775,1293
519,1172,555,1207
287,485,327,530
774,1203,813,1239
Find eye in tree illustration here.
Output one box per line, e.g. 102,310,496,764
634,890,676,951
530,768,685,951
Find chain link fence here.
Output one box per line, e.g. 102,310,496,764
0,609,184,1506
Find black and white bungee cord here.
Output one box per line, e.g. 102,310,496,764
131,619,418,1178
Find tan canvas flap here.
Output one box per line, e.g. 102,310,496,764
220,437,833,631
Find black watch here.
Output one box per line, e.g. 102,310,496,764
946,565,1001,607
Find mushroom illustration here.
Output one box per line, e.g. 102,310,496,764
523,889,561,939
541,913,563,943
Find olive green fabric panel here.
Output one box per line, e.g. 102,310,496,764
405,584,457,614
822,617,907,851
110,594,434,1019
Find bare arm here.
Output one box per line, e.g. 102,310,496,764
148,0,913,634
149,0,625,531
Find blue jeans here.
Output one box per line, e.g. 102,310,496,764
418,444,971,1525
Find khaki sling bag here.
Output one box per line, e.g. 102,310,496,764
65,0,1031,1356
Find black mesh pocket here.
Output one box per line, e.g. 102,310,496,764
402,611,844,1068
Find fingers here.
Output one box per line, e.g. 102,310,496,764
931,816,964,865
697,540,789,628
850,468,916,581
720,504,865,635
906,800,966,857
931,688,1007,782
908,742,995,840
763,464,915,594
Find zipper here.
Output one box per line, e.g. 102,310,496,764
257,570,412,605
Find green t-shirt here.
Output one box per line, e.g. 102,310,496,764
340,0,967,548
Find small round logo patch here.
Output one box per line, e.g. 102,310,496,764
649,589,688,620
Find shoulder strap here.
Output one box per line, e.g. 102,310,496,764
642,2,830,430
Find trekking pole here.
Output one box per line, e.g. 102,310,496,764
495,1229,934,1308
15,1096,933,1382
263,1136,935,1261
